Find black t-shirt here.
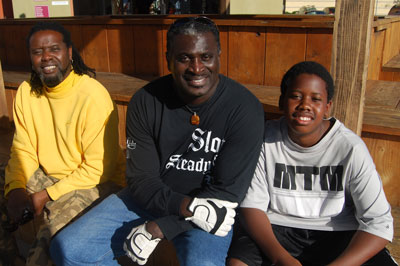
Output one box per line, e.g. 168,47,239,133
125,74,264,239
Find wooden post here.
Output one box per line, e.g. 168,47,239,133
219,0,230,14
330,0,375,135
0,59,10,128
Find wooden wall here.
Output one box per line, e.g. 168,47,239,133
368,17,400,81
0,15,334,87
1,15,400,207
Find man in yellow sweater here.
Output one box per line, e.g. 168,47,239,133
0,21,125,266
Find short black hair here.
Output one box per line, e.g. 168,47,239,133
166,16,220,60
279,61,334,109
27,21,95,95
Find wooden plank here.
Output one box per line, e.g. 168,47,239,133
265,27,306,86
382,54,400,72
64,24,84,60
81,25,110,72
107,25,135,75
133,25,164,77
362,132,400,207
382,23,393,66
0,60,10,128
219,26,229,77
368,29,385,80
330,0,375,135
362,106,400,136
366,80,400,109
305,28,333,71
228,26,266,85
162,25,169,76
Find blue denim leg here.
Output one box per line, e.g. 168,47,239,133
172,227,233,266
50,187,152,266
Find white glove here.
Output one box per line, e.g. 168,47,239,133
123,223,161,265
185,197,238,237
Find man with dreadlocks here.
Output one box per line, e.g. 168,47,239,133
0,21,125,266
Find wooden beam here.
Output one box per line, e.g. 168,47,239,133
219,0,230,14
330,0,375,135
0,59,10,128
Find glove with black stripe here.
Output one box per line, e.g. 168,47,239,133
185,197,238,237
123,223,161,265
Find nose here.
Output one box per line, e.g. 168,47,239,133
41,49,51,61
189,57,204,74
297,97,311,111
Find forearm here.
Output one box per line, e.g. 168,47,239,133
328,231,389,266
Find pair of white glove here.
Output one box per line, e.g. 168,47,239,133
123,197,238,265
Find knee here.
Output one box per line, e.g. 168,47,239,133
50,231,84,265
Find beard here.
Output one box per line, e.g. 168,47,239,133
38,63,71,88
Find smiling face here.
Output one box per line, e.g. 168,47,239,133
167,32,220,105
283,73,332,147
29,30,72,88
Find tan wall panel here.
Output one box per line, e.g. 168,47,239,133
305,28,332,71
228,26,266,85
107,25,135,75
81,25,109,72
265,27,306,86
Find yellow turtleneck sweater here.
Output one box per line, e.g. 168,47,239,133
5,71,125,200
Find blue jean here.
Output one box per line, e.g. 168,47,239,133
50,187,233,266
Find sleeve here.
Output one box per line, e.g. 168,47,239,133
194,96,265,203
125,90,187,218
239,143,270,211
46,90,122,200
349,141,394,241
5,84,39,196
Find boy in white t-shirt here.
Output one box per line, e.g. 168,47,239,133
227,61,397,266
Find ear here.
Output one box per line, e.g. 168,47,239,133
324,100,333,118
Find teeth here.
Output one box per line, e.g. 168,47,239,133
299,117,311,121
44,66,56,71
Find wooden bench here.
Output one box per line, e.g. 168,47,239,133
2,71,400,265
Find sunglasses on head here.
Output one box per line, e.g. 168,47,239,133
171,16,217,29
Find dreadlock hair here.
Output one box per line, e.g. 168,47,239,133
166,16,220,61
27,21,95,96
279,61,334,109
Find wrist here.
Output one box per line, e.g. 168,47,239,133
145,221,164,239
180,197,193,218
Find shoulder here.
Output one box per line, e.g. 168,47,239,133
330,119,368,151
76,74,114,108
129,75,174,106
220,75,261,104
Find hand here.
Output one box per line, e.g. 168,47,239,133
123,222,161,265
30,189,51,216
185,197,238,237
6,188,33,223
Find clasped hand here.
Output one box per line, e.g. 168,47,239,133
123,223,161,265
185,197,238,237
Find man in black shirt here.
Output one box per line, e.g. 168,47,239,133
50,16,264,266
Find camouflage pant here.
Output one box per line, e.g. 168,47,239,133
0,167,121,266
